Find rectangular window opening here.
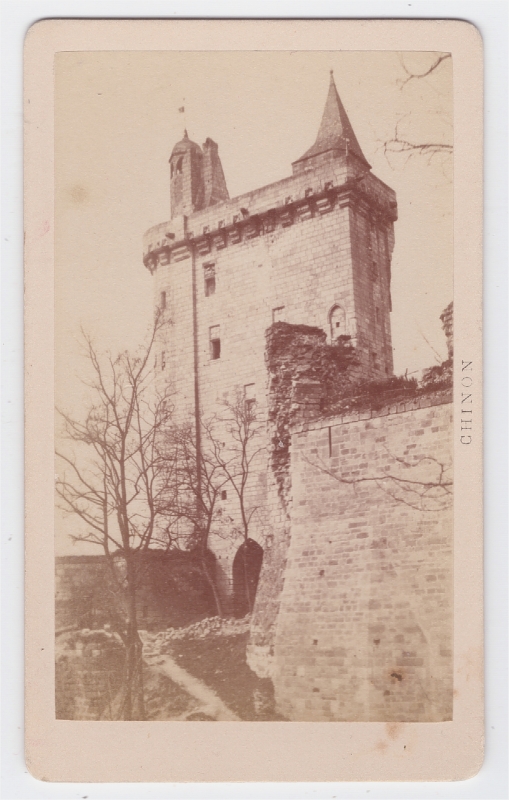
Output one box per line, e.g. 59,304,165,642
210,326,221,360
210,339,221,360
272,306,285,323
205,275,216,296
204,263,216,296
161,351,166,371
160,291,166,310
221,490,227,501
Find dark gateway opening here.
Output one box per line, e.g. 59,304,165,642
232,539,264,618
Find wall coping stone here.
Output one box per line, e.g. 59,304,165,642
291,388,452,435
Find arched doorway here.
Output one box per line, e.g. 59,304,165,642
232,539,264,618
329,305,346,341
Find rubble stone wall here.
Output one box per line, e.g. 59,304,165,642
56,551,217,632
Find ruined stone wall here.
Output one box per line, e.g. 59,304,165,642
269,392,453,721
246,323,355,676
440,301,454,361
56,551,218,632
56,556,109,630
56,631,125,720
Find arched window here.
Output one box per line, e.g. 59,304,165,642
329,305,346,341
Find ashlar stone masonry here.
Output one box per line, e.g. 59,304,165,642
271,393,453,721
143,72,397,593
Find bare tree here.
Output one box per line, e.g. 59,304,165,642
383,52,452,169
217,391,266,543
55,311,176,719
216,392,267,614
167,416,231,617
166,391,266,617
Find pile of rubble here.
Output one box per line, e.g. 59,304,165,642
140,615,251,656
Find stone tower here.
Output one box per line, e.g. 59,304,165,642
289,72,396,375
143,73,398,591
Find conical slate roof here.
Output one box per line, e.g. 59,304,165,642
294,72,370,168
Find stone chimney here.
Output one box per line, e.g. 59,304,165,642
202,138,229,208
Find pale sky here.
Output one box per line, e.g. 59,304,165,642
55,50,453,554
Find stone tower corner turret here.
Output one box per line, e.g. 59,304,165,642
169,130,204,218
169,130,229,219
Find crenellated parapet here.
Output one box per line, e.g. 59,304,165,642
143,171,397,274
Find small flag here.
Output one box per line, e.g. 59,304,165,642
178,106,185,113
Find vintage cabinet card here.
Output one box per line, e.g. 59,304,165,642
24,18,483,782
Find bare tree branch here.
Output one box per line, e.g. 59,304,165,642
304,447,452,513
397,53,452,89
381,53,453,170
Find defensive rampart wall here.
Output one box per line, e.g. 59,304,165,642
249,390,453,722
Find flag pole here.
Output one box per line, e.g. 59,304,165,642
178,98,187,133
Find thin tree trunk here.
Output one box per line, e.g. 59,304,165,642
243,554,253,614
200,556,223,618
124,556,145,720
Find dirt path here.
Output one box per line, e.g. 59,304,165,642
145,654,240,721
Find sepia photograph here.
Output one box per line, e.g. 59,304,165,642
53,49,455,724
